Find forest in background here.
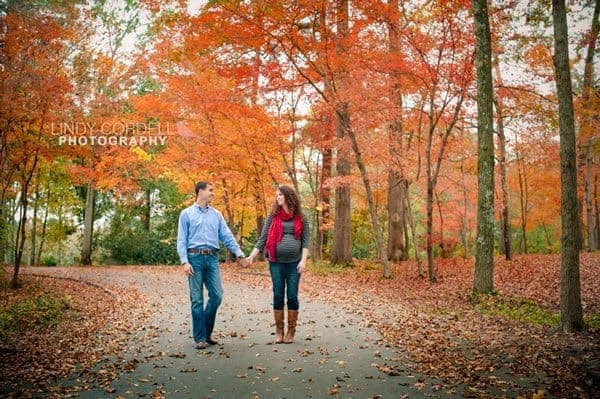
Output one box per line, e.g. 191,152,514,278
1,0,598,279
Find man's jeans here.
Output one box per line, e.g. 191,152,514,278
188,253,223,343
269,261,300,310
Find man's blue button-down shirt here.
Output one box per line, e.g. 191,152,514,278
177,204,243,264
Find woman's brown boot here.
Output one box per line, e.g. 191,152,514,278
283,310,298,343
274,310,284,343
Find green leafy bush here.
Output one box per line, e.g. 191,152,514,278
102,228,179,265
41,256,57,266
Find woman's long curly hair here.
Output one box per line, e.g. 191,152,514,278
271,185,303,217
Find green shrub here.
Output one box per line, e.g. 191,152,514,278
41,256,57,266
102,228,179,265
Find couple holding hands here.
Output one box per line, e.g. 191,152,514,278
177,182,309,349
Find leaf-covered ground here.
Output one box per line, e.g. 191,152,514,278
222,253,600,398
0,253,598,398
0,273,151,398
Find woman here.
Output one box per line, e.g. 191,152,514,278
247,185,309,344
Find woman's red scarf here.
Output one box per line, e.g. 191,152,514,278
265,208,303,261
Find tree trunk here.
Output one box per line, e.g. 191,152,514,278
143,187,151,232
346,125,392,277
585,138,598,250
595,175,600,245
12,129,41,285
422,72,465,282
552,0,585,332
13,155,39,285
221,179,237,258
331,0,352,266
29,173,40,266
80,183,95,266
7,195,17,264
313,4,333,260
253,181,266,261
492,39,513,261
582,0,599,251
542,223,553,250
57,204,64,266
517,152,529,253
495,103,512,260
460,158,469,258
12,187,27,287
320,146,333,255
405,183,424,277
473,0,495,295
582,0,599,101
331,103,353,265
387,172,407,261
0,200,7,264
426,175,436,282
37,192,49,266
435,189,450,258
386,0,408,263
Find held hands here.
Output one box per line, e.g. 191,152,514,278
244,248,259,268
236,256,250,268
239,255,256,268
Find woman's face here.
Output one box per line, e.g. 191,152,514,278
276,190,286,207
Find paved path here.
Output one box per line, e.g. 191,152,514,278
24,266,462,399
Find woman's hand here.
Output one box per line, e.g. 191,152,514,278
297,260,306,274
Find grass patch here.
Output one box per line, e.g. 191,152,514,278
473,295,560,326
0,292,72,340
307,260,350,275
585,312,600,330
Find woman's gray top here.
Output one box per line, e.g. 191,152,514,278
255,213,309,263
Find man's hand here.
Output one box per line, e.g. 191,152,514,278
182,262,193,276
237,257,249,268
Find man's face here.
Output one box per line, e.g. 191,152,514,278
197,184,215,204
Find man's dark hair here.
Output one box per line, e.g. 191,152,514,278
195,181,211,196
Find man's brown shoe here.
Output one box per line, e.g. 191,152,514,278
206,338,219,345
195,341,207,349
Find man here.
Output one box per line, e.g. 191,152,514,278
177,181,247,349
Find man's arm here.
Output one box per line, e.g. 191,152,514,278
177,211,190,263
177,210,193,276
217,212,244,258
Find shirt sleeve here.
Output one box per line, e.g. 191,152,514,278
254,213,273,252
217,211,244,257
177,210,189,264
301,215,310,249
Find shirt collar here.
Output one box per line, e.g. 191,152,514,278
195,204,210,212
